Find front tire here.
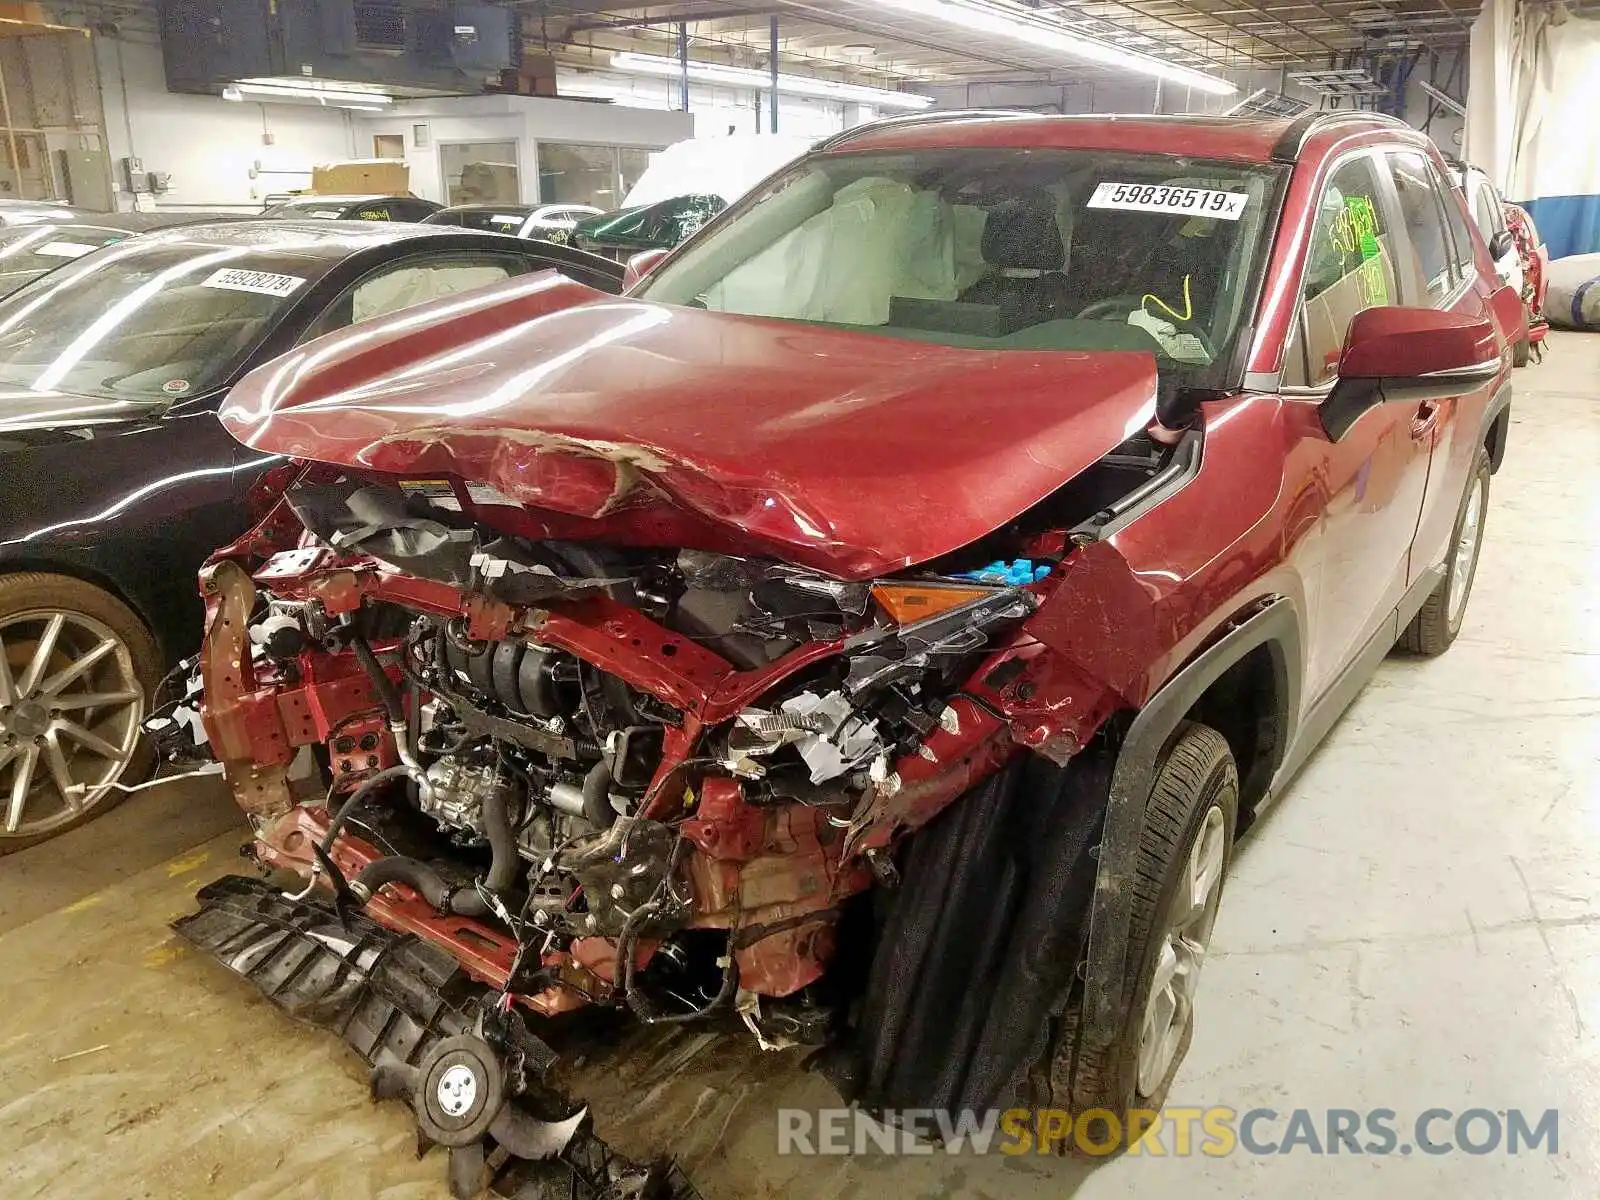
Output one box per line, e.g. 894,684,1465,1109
1398,447,1492,657
0,573,158,853
1033,722,1238,1152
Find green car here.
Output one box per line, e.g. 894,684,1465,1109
571,194,726,261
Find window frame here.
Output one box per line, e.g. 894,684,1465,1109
296,248,534,343
1384,147,1476,309
533,140,665,209
1280,145,1417,395
1471,180,1500,239
437,138,524,209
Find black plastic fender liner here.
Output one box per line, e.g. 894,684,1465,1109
1079,596,1301,1042
834,746,1111,1117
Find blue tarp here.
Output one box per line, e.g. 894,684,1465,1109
1519,195,1600,261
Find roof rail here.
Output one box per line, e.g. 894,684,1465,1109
815,108,1039,153
1269,110,1413,163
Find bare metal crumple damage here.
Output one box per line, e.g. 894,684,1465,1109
162,271,1211,1199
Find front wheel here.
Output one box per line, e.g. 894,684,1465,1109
1032,721,1238,1151
0,572,158,853
1398,447,1492,657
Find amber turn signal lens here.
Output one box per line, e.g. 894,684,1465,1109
870,583,1000,625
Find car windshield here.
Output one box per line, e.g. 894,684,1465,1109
0,243,313,401
638,147,1283,384
0,225,126,296
453,209,532,232
266,200,352,219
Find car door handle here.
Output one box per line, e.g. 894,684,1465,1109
1411,400,1442,440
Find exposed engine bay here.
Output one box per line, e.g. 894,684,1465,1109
173,429,1193,1012
158,422,1194,1193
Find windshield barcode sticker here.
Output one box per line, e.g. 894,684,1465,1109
1088,182,1250,220
202,268,307,297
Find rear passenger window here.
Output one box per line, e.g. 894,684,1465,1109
1386,151,1456,304
1291,155,1399,387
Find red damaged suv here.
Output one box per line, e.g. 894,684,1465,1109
171,111,1519,1176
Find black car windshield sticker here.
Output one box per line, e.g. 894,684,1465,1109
1088,182,1250,220
202,268,307,298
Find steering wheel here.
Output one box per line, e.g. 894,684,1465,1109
1075,294,1219,362
1076,295,1149,321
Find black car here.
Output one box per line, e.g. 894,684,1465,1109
0,221,623,850
260,194,443,222
423,202,604,243
0,223,134,295
0,214,235,296
0,199,99,226
571,194,726,260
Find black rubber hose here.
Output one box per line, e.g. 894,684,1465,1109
344,782,518,920
319,765,413,854
353,855,454,909
351,853,503,920
479,778,521,895
582,759,618,829
350,632,405,726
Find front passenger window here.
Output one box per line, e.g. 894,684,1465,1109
300,253,523,340
1291,156,1399,387
350,259,516,321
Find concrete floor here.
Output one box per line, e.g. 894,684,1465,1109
2,334,1596,1199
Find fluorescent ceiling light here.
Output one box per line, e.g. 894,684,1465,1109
870,0,1237,96
226,79,394,108
609,52,933,109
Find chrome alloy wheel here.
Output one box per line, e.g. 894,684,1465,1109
1136,804,1227,1096
1447,475,1485,627
0,610,144,839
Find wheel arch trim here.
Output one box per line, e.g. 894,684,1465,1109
1079,595,1302,1038
1482,379,1512,472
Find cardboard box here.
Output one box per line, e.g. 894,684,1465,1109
457,160,519,205
311,159,410,196
0,4,50,24
500,50,557,98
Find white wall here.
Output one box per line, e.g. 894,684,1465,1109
97,33,357,211
357,94,694,205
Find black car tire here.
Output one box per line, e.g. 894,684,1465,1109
0,572,159,853
1512,335,1530,368
1398,448,1492,657
1031,721,1238,1156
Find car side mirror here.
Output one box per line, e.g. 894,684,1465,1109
623,248,671,290
1320,306,1501,441
1488,229,1515,261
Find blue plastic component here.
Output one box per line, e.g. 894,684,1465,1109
954,558,1051,585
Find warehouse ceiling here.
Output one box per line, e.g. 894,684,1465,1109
522,0,1483,85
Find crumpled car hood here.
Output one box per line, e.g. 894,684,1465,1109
221,271,1159,579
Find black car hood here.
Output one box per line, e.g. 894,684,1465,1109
0,389,161,451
